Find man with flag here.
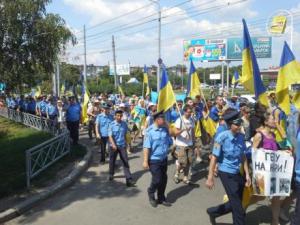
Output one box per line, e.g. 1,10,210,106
143,63,174,207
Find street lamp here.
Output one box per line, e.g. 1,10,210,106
149,0,161,92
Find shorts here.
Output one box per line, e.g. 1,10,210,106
177,146,193,166
194,137,202,148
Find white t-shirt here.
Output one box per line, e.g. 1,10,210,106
175,116,194,147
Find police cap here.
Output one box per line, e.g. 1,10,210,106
153,111,164,120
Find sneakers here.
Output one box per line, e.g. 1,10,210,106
149,198,157,208
157,200,172,207
206,209,217,225
126,179,136,187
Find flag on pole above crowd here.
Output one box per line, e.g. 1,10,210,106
157,63,176,113
34,86,41,97
81,83,90,124
187,60,201,98
240,19,268,106
276,41,300,115
143,65,151,97
231,71,239,87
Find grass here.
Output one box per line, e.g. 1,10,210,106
0,117,86,198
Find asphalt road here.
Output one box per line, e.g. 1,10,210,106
5,133,292,225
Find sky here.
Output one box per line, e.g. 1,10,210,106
47,0,300,69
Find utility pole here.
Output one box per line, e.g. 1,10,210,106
112,35,118,88
56,62,60,97
226,61,230,92
221,62,224,91
157,7,161,92
83,25,87,83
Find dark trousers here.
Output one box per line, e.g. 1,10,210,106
207,171,245,225
292,182,300,225
148,159,168,202
109,146,132,180
66,120,79,144
88,119,95,139
100,137,108,162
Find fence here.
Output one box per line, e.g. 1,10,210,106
0,108,57,135
0,107,71,188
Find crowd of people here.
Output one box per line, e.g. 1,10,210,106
1,90,300,225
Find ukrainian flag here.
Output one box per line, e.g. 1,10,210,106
231,71,239,87
143,65,150,96
187,60,201,98
157,64,176,112
276,41,300,115
81,83,90,124
34,86,41,97
240,19,268,106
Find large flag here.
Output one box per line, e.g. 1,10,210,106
276,41,300,115
143,65,151,96
231,71,239,87
157,63,176,112
81,83,90,124
187,60,201,98
240,19,268,106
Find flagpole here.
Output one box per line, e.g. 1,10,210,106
231,85,234,97
142,82,145,98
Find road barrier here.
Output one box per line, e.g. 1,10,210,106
0,107,71,188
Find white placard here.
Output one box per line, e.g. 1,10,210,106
209,73,221,80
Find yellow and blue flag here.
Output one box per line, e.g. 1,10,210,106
231,71,239,87
81,83,90,124
143,65,151,96
276,41,300,115
240,19,268,106
187,60,201,98
157,64,176,112
34,86,41,97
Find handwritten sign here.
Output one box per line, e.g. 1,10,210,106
252,149,294,197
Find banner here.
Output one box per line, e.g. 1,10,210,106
227,37,272,60
252,149,294,197
183,39,226,61
269,15,287,34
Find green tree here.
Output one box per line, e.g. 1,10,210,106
60,63,81,87
0,0,75,93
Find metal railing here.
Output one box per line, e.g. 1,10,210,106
0,108,57,135
0,107,71,188
26,130,70,188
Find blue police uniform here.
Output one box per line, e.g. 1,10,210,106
96,112,113,162
27,100,36,114
143,124,173,202
46,103,58,119
207,130,247,225
292,129,300,225
108,120,132,181
39,100,47,116
66,103,81,144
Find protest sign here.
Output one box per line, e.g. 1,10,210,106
252,149,294,197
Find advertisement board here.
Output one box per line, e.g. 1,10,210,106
227,37,272,60
109,64,130,76
269,15,287,34
183,39,226,61
209,74,221,80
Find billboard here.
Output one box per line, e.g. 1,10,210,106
109,64,130,76
227,37,272,60
269,16,287,34
210,74,221,80
184,39,226,61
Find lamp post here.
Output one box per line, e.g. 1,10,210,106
149,0,161,92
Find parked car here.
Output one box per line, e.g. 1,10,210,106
240,95,256,103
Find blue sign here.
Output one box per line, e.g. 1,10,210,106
184,39,226,61
227,37,272,60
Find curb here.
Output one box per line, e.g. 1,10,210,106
0,142,93,224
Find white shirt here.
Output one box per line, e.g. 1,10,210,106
175,116,194,147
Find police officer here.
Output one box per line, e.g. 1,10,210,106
205,110,251,225
143,111,173,208
95,103,113,163
66,96,81,145
108,110,135,187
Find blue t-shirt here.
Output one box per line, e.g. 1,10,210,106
27,100,36,112
209,106,220,122
213,130,246,174
66,103,81,122
143,124,173,161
